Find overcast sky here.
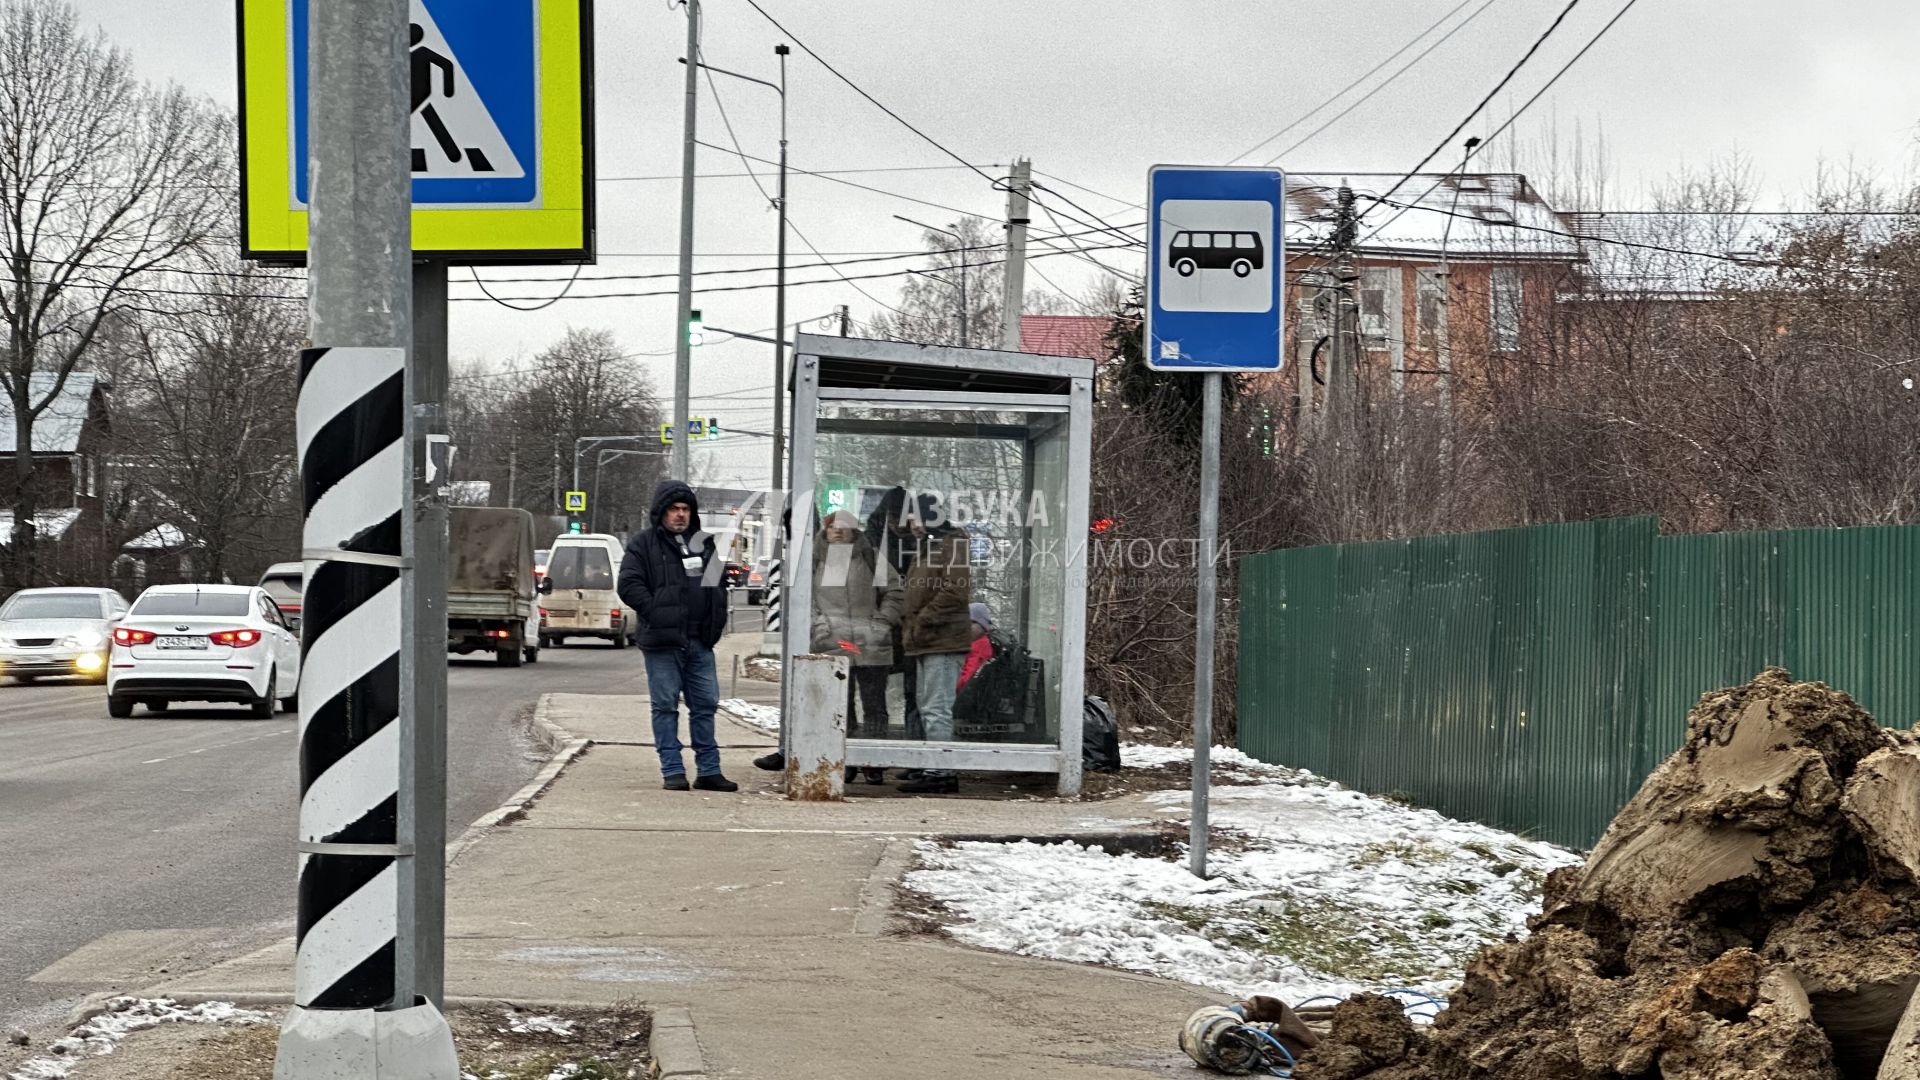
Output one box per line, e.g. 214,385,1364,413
70,0,1920,486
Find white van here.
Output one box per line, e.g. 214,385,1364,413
538,533,636,648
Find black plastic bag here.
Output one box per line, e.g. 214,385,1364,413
1083,695,1121,772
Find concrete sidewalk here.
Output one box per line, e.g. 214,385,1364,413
153,634,1212,1079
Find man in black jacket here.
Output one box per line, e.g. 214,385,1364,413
618,480,737,791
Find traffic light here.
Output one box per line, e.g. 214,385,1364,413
707,417,720,440
687,308,703,347
568,520,583,534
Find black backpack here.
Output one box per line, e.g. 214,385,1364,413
953,629,1041,741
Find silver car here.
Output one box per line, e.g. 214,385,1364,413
0,587,129,684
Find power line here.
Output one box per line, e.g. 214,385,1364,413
1229,0,1484,164
1366,196,1835,271
1359,0,1589,229
1260,0,1505,166
599,162,1003,183
787,216,912,318
468,262,585,311
1032,171,1143,212
1028,185,1144,249
1355,0,1645,251
739,0,1001,188
695,139,984,219
444,244,1133,304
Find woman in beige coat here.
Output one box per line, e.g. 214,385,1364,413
812,510,904,782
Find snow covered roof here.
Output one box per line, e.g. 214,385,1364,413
124,524,188,552
0,373,100,455
1285,173,1584,261
0,508,82,544
1020,315,1113,361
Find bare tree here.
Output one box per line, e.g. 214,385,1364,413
0,0,229,584
860,216,1076,346
447,327,664,535
111,253,304,582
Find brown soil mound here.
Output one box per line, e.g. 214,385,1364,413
1294,669,1920,1080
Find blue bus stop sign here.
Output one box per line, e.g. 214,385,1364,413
1144,166,1286,372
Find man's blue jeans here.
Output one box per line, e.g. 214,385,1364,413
643,639,721,778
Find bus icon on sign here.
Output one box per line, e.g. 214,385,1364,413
1169,230,1264,279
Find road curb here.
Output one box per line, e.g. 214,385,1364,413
648,1005,706,1079
445,694,589,865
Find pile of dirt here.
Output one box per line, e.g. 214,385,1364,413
1294,669,1920,1080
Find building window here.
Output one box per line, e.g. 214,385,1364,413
1359,267,1395,351
1489,267,1521,353
1416,269,1446,350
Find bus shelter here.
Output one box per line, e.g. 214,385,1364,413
784,334,1094,795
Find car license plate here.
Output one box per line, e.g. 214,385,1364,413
156,635,207,650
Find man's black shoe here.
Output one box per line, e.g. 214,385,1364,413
897,774,958,795
662,774,691,791
693,773,739,792
752,751,785,772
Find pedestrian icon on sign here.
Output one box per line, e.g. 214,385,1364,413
410,24,487,173
403,6,525,180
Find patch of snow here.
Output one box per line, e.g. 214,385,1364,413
907,764,1578,1005
545,1065,580,1080
720,698,780,733
503,1014,576,1037
6,998,269,1080
1120,742,1295,776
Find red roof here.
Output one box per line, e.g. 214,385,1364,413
1020,315,1112,361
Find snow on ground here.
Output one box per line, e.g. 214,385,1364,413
907,745,1579,1005
1119,742,1290,775
719,699,780,734
503,1014,576,1037
7,998,269,1080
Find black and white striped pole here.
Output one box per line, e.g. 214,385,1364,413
274,0,458,1075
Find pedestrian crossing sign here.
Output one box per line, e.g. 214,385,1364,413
565,491,586,513
238,0,595,264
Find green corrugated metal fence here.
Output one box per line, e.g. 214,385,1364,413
1238,518,1920,848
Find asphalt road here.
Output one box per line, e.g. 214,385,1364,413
0,609,770,1035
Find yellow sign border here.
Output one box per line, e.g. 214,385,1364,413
238,0,594,264
565,491,587,512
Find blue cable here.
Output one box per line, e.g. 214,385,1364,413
1249,1027,1297,1077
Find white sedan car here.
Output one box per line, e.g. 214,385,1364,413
107,584,301,719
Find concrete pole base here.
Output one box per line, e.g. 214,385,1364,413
274,1002,461,1079
759,631,782,658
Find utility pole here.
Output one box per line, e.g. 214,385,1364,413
836,304,850,336
1434,139,1477,467
771,43,790,492
1326,185,1360,444
277,0,459,1073
1000,157,1032,351
671,0,700,481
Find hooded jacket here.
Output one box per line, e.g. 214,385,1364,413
617,480,729,651
810,513,905,667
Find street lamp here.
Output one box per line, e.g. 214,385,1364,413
592,447,663,534
894,215,967,347
573,434,657,495
682,45,789,491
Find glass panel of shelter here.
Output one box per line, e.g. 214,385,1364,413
808,403,1069,746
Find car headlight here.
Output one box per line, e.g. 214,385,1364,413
74,630,107,648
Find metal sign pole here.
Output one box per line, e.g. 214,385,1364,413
276,0,459,1074
1190,372,1221,879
